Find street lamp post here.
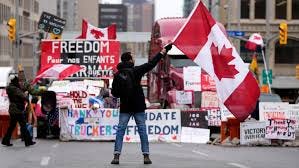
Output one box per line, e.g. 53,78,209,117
14,0,20,71
264,0,272,93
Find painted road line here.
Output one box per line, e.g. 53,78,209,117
227,162,250,168
40,156,51,166
191,149,209,157
171,143,183,147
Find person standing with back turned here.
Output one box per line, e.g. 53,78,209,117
111,43,172,164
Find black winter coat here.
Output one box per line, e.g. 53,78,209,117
6,84,28,114
112,52,164,113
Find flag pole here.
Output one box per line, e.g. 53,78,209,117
261,47,272,94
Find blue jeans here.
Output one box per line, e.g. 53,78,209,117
114,112,149,155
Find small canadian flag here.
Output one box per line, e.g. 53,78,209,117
78,19,117,40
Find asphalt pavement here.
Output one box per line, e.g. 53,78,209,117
0,139,299,168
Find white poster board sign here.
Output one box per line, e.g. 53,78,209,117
201,91,219,108
60,109,181,142
259,102,289,121
181,127,210,143
183,66,201,91
207,108,221,126
176,90,193,105
219,103,234,121
124,109,181,143
59,108,119,141
265,118,296,140
288,104,299,130
240,121,271,145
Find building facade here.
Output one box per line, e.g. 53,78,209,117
219,0,299,102
125,0,154,32
57,0,98,31
99,4,127,32
0,0,41,77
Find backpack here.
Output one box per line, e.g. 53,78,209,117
112,69,136,101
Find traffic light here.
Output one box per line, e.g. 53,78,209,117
50,33,61,40
279,22,288,45
7,18,16,42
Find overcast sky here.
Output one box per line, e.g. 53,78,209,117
100,0,184,20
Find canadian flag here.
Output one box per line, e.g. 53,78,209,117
79,19,116,40
245,33,264,51
173,1,260,121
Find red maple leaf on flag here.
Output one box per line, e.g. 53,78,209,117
210,43,239,80
90,29,104,39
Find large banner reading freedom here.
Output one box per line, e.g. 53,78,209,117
40,40,120,78
60,108,181,142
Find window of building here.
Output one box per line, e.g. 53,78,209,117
34,1,39,14
0,4,11,23
57,0,61,16
101,8,120,13
292,0,299,19
276,0,287,19
255,0,266,19
241,0,250,19
23,17,30,32
101,15,119,19
22,43,33,59
63,1,68,10
275,39,299,64
24,0,30,11
0,36,11,56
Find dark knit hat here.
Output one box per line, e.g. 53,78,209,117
121,52,132,62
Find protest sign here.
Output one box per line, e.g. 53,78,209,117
207,108,221,126
124,109,181,143
240,121,271,145
59,108,119,141
181,109,208,128
38,12,66,35
288,104,299,129
41,40,120,78
201,91,219,108
60,109,181,142
176,90,193,105
181,127,210,143
219,103,234,121
201,71,216,91
183,66,201,91
259,102,289,121
265,118,296,140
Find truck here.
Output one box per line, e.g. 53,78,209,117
147,18,201,109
